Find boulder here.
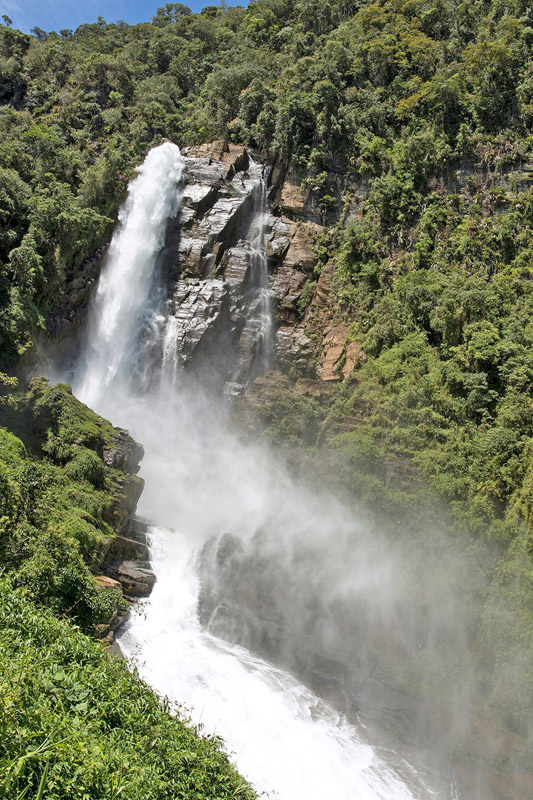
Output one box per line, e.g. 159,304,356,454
111,560,156,598
94,575,122,593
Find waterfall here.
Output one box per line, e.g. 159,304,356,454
161,314,180,393
246,169,273,374
67,143,448,800
74,142,184,409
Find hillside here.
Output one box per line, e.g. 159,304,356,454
0,0,532,797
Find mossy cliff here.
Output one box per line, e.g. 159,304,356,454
0,375,144,630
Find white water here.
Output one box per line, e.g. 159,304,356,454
72,143,440,800
247,170,274,373
120,525,423,800
76,142,184,408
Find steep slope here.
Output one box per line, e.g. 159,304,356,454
0,1,532,797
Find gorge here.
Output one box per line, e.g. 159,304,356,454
45,140,517,800
1,4,533,796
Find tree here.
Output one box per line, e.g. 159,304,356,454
1,15,12,27
152,3,191,26
30,26,48,41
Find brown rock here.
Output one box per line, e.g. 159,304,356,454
343,341,367,378
320,324,349,381
108,534,150,562
283,220,322,274
184,140,249,176
280,178,306,217
312,261,334,309
114,560,156,598
94,575,123,594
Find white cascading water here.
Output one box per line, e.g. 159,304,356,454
72,143,441,800
76,142,184,409
247,169,273,373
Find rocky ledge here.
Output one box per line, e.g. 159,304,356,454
96,432,156,651
148,140,330,390
94,518,156,654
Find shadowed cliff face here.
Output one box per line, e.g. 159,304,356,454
158,141,321,391
196,522,475,788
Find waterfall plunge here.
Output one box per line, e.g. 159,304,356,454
71,143,443,800
246,170,273,375
75,142,184,409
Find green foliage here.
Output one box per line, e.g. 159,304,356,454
0,0,532,780
0,581,256,799
0,0,529,363
0,379,134,629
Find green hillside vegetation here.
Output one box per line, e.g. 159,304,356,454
1,0,531,361
0,376,257,798
0,376,125,629
0,580,256,799
0,0,532,792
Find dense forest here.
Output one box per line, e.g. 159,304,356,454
0,0,532,796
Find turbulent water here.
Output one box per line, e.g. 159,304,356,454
120,526,428,800
71,143,443,800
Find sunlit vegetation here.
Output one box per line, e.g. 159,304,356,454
0,0,532,790
0,377,127,629
0,581,256,799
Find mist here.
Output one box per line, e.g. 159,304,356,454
46,142,531,800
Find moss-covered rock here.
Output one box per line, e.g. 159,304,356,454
0,377,143,630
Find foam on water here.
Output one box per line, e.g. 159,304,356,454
120,525,425,800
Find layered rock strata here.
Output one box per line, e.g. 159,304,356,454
151,141,339,390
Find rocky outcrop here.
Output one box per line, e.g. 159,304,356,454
98,517,156,653
196,532,475,798
318,325,367,381
148,142,327,391
102,429,145,538
155,144,269,388
41,139,350,394
98,433,155,647
104,518,155,599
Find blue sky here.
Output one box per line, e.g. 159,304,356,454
0,0,245,34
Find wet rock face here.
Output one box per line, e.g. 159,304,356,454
104,518,156,599
43,139,335,392
103,429,145,538
197,532,472,793
157,144,268,388
154,141,329,390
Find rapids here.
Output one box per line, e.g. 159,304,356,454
69,143,445,799
119,525,433,800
